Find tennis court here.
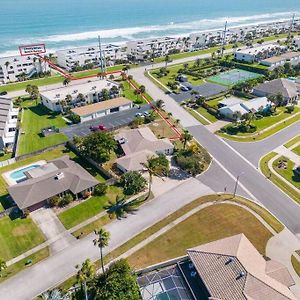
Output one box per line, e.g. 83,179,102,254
208,69,262,86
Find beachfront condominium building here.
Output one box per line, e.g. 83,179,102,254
56,44,127,71
234,44,286,63
40,79,120,112
260,51,300,69
126,37,189,61
0,55,49,84
0,97,19,150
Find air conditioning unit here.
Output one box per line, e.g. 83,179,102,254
55,172,64,180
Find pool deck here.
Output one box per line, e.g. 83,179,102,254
2,160,47,186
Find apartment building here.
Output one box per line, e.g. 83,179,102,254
234,44,286,63
261,51,300,69
0,97,19,150
0,55,49,84
126,37,188,60
40,79,119,112
56,44,127,71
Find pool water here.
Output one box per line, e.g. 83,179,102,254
10,164,41,182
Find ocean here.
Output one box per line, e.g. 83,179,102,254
0,0,299,56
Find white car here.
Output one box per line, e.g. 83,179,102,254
135,112,144,118
143,111,150,117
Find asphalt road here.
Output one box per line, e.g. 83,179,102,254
129,64,300,238
61,103,151,139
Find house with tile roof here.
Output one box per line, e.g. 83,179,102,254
137,234,297,300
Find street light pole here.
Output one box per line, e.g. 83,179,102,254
233,172,244,197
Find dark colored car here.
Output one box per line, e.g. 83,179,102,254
0,91,7,96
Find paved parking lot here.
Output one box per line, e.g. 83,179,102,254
171,82,228,103
61,103,151,139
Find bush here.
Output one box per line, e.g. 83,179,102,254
286,106,295,113
69,113,81,124
120,171,147,195
94,183,108,196
48,196,60,207
59,193,73,207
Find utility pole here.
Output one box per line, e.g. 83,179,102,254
288,13,295,41
98,35,107,77
221,21,228,57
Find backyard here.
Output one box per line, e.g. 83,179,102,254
127,203,272,268
17,99,68,156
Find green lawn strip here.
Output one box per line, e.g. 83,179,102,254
57,193,282,292
58,186,123,230
127,204,272,268
284,135,300,148
273,156,300,190
292,145,300,156
260,152,300,204
0,247,49,284
0,153,12,162
291,255,300,277
0,75,64,93
0,215,46,261
186,108,210,125
218,112,300,142
195,107,218,123
17,103,68,156
296,250,300,256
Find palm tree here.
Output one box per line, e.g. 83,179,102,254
0,258,7,277
105,195,140,219
165,55,170,67
142,155,169,199
180,130,192,150
4,61,10,74
76,259,95,300
93,228,110,274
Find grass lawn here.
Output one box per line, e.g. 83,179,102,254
127,203,272,268
291,255,300,277
17,102,68,156
187,108,210,125
0,75,64,93
0,153,12,162
0,247,49,283
219,110,300,142
273,156,300,190
260,152,300,204
284,135,300,148
58,185,123,230
148,119,180,139
0,215,46,261
292,145,300,156
195,107,219,123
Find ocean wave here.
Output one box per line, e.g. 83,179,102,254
1,10,298,56
38,11,299,43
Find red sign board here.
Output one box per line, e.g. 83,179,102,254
19,44,46,56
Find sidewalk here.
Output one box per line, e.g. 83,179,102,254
275,142,300,165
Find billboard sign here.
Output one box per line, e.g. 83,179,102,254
19,44,46,56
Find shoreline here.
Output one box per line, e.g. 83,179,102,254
0,14,299,58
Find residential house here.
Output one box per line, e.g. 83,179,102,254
138,234,297,300
8,156,99,212
71,97,133,123
0,97,19,150
40,79,119,112
218,96,272,119
115,127,174,173
253,78,300,103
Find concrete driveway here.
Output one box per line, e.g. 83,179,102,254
31,209,75,254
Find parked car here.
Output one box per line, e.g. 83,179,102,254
180,86,189,92
135,112,144,117
89,124,107,132
143,111,150,117
0,91,7,96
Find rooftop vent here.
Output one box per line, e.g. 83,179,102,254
188,263,194,269
237,271,246,280
190,271,197,277
225,257,234,265
55,172,64,180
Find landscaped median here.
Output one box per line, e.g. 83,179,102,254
291,255,300,277
57,193,283,293
260,152,300,204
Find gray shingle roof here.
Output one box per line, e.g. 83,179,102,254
254,79,300,99
8,156,99,209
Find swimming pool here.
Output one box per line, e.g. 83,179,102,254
9,164,41,183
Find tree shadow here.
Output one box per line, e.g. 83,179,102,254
0,194,13,210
